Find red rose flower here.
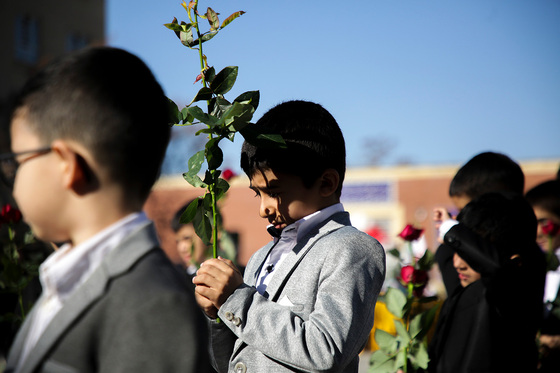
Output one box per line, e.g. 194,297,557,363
400,265,428,285
542,220,560,237
398,224,424,241
400,265,415,284
366,226,387,244
413,269,428,285
1,204,22,225
221,168,236,181
400,265,429,297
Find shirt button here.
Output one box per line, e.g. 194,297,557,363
234,362,247,373
233,317,242,326
224,311,234,321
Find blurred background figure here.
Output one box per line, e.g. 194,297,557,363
428,192,545,373
171,201,209,280
526,175,560,372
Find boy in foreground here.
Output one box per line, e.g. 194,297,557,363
193,100,386,372
4,47,210,373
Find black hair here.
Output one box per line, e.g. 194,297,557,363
444,191,546,347
449,152,524,199
11,46,171,205
240,100,346,196
525,179,560,221
457,192,537,262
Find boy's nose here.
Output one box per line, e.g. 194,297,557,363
259,196,274,219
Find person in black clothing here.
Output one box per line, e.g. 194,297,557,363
526,178,560,371
428,193,546,373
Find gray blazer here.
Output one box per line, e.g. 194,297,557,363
6,221,211,373
209,212,386,372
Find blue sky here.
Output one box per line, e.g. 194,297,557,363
106,0,560,174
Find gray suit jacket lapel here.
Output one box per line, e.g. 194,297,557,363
263,212,350,302
246,241,275,287
6,299,41,371
14,221,159,373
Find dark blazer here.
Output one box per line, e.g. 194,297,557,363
429,225,545,373
6,221,212,373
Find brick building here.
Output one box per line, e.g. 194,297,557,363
144,159,560,267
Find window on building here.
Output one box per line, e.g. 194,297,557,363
66,33,89,52
14,15,39,64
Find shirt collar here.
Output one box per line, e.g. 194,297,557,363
266,203,344,241
40,212,149,302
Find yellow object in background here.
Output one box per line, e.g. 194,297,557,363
365,299,443,352
366,301,399,351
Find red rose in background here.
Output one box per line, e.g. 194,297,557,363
400,265,429,297
542,220,560,237
366,226,387,244
412,269,428,297
398,224,423,241
1,204,22,225
400,265,415,284
221,168,236,181
412,269,428,285
400,265,428,285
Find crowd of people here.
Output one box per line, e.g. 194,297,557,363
0,45,558,373
428,152,554,372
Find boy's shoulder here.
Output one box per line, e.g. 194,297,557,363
298,211,385,259
313,211,378,242
101,223,189,296
316,223,384,254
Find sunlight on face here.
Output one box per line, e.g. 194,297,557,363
249,168,323,231
11,113,66,243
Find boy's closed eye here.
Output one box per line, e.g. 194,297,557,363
251,187,279,199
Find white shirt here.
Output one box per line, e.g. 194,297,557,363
255,203,344,295
544,248,560,303
16,212,149,369
438,218,459,241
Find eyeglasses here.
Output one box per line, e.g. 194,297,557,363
0,146,52,187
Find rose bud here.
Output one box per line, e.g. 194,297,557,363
398,224,424,242
221,168,236,181
400,265,415,284
542,220,560,237
1,204,22,224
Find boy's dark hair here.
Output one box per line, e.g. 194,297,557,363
11,46,171,204
449,152,524,199
240,100,346,196
457,192,537,261
525,179,560,220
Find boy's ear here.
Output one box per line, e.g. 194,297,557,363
51,140,93,194
319,169,340,198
